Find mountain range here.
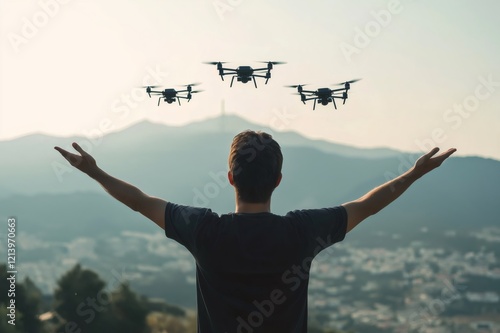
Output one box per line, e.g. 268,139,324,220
1,115,499,240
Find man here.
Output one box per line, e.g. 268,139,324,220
55,130,456,333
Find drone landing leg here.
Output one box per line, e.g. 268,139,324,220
252,76,258,89
332,98,337,110
313,99,316,111
158,97,161,106
177,98,181,106
230,76,235,87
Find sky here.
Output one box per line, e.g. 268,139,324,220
1,0,499,160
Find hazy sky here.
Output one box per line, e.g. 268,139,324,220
2,0,499,159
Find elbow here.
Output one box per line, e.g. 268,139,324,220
364,204,381,217
131,203,141,212
128,200,141,212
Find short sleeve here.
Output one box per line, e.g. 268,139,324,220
286,206,347,256
164,202,213,252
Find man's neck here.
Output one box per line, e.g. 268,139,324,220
234,199,271,214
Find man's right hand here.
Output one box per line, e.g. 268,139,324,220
54,142,99,177
54,142,166,229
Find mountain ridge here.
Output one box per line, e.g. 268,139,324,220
1,115,498,233
1,115,404,157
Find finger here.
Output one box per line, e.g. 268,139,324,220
54,146,72,159
72,142,87,156
428,147,440,155
436,148,457,160
55,146,80,165
423,147,440,160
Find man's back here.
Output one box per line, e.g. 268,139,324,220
165,203,347,333
55,133,455,332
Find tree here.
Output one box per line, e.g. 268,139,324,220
110,283,149,333
16,277,44,333
53,264,110,333
0,264,44,333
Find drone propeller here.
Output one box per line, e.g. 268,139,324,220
203,61,227,65
285,84,307,88
181,82,201,87
140,86,162,98
190,90,204,93
285,84,307,93
334,78,362,85
259,61,286,71
259,61,287,65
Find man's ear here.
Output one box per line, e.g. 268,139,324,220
228,171,235,186
275,173,282,188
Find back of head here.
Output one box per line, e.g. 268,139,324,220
228,130,283,203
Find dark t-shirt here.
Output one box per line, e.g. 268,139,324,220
164,202,347,333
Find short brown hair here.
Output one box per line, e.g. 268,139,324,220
228,130,283,203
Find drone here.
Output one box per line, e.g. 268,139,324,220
287,79,361,110
204,61,286,88
144,84,202,106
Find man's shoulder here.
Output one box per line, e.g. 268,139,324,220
166,202,218,219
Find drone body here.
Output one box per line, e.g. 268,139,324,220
144,84,202,106
288,79,361,110
205,61,285,88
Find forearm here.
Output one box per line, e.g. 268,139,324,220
358,167,421,216
343,147,455,233
89,168,144,212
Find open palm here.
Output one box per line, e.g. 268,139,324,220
413,147,457,178
54,143,98,176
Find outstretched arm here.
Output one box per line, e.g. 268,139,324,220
54,143,166,230
342,147,456,233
